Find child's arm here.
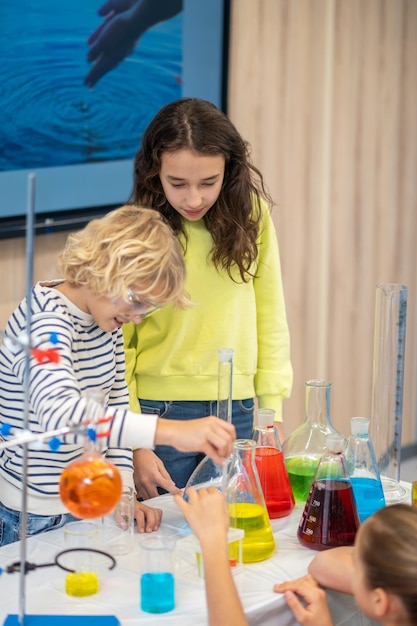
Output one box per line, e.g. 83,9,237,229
274,575,334,626
155,417,236,467
174,487,248,626
307,547,354,594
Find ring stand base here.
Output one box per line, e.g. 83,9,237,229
381,477,408,505
4,616,120,625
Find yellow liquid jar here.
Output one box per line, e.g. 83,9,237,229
65,571,99,596
229,502,275,562
224,439,276,563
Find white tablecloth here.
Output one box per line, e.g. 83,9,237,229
2,486,410,626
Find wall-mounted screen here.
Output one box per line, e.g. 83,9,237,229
0,0,229,238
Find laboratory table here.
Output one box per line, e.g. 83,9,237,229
1,486,411,626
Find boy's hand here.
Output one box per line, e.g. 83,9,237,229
133,499,162,533
157,416,236,466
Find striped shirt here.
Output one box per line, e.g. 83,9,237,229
0,281,157,515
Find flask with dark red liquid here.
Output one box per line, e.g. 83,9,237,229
253,409,295,519
297,434,360,550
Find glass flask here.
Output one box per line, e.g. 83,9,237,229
253,408,295,518
59,390,122,519
183,349,233,497
283,379,343,504
298,434,360,551
344,417,385,523
370,283,408,504
223,439,276,563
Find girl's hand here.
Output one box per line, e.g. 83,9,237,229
133,448,180,499
274,575,334,626
174,486,230,547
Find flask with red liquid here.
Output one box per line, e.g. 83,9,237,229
253,409,295,518
297,433,359,551
59,390,122,519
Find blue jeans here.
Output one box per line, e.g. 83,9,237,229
139,398,255,490
0,500,77,546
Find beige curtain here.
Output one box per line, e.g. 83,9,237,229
228,0,417,445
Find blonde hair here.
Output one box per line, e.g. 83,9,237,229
57,205,190,309
356,503,417,624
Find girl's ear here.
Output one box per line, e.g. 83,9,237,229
371,587,389,619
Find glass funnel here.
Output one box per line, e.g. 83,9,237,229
183,349,234,497
253,408,295,518
298,434,360,551
344,417,385,523
224,439,276,563
59,390,122,518
283,379,344,504
369,283,408,504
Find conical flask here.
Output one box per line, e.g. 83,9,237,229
183,349,234,497
344,417,385,523
283,379,344,504
298,434,360,551
59,390,122,519
223,439,276,563
253,409,295,518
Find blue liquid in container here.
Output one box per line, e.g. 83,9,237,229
350,477,386,523
140,572,175,613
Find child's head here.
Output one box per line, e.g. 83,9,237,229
353,503,417,625
133,97,249,193
57,205,190,309
132,97,271,282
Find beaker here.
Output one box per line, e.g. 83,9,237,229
253,408,295,518
369,283,407,504
63,521,100,596
139,536,176,614
59,390,122,518
283,379,344,504
183,349,234,497
224,439,276,563
298,434,359,551
345,417,385,523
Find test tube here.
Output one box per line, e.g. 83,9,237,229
217,348,233,422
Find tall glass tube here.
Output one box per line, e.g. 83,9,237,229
217,348,233,422
183,349,234,496
370,283,408,504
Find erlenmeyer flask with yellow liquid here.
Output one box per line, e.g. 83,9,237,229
59,390,122,519
223,439,276,563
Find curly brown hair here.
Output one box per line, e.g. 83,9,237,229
131,98,273,282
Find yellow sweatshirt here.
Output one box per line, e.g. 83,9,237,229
123,202,293,420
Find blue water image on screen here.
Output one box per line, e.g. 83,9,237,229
0,0,182,171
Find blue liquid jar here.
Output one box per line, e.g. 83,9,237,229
345,417,385,523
